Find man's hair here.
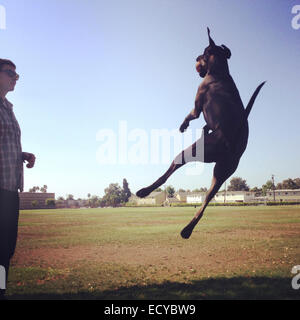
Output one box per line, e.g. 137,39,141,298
0,59,16,71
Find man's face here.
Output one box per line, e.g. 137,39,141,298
0,64,19,93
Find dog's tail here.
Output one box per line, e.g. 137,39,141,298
230,81,266,152
244,81,266,119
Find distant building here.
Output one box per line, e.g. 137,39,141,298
19,192,55,210
129,188,300,206
128,194,139,205
65,199,79,208
131,191,166,206
77,199,88,207
174,192,193,202
164,197,181,206
186,191,256,203
186,192,208,204
215,191,255,203
266,189,300,201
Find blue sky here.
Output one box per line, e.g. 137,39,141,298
1,0,299,198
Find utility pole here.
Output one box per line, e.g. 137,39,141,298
272,174,275,201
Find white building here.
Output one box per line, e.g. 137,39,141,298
187,191,255,203
266,189,300,201
215,191,255,203
174,191,193,202
186,192,208,204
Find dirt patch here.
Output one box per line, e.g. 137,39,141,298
11,226,300,276
9,242,279,274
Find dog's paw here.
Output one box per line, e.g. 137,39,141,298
136,188,151,198
180,226,193,239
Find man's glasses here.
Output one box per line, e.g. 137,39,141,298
0,69,20,80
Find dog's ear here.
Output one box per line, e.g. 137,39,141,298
207,27,216,47
221,44,231,59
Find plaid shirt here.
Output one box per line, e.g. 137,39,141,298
0,98,23,192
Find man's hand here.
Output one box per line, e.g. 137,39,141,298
22,152,36,168
179,119,190,133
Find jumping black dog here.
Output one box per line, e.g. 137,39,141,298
137,28,265,239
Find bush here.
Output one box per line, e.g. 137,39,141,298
45,198,55,206
170,201,300,207
266,201,300,206
125,203,162,207
123,201,300,208
31,200,38,208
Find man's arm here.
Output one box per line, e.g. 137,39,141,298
179,85,206,133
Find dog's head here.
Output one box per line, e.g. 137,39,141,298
196,28,231,78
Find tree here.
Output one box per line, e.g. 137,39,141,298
154,188,163,192
227,177,249,191
262,180,274,196
66,194,74,200
99,198,107,208
166,185,175,197
178,188,185,193
121,178,131,203
102,183,123,207
29,185,48,193
293,178,300,188
193,187,207,192
40,185,48,193
29,186,39,193
250,186,262,196
276,182,283,190
89,195,100,208
277,178,298,190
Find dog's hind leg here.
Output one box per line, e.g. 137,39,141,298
180,158,240,239
136,155,185,198
136,136,206,198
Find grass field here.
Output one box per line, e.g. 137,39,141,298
6,206,300,299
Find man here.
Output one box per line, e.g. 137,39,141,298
0,58,35,299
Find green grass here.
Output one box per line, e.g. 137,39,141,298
7,206,300,299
